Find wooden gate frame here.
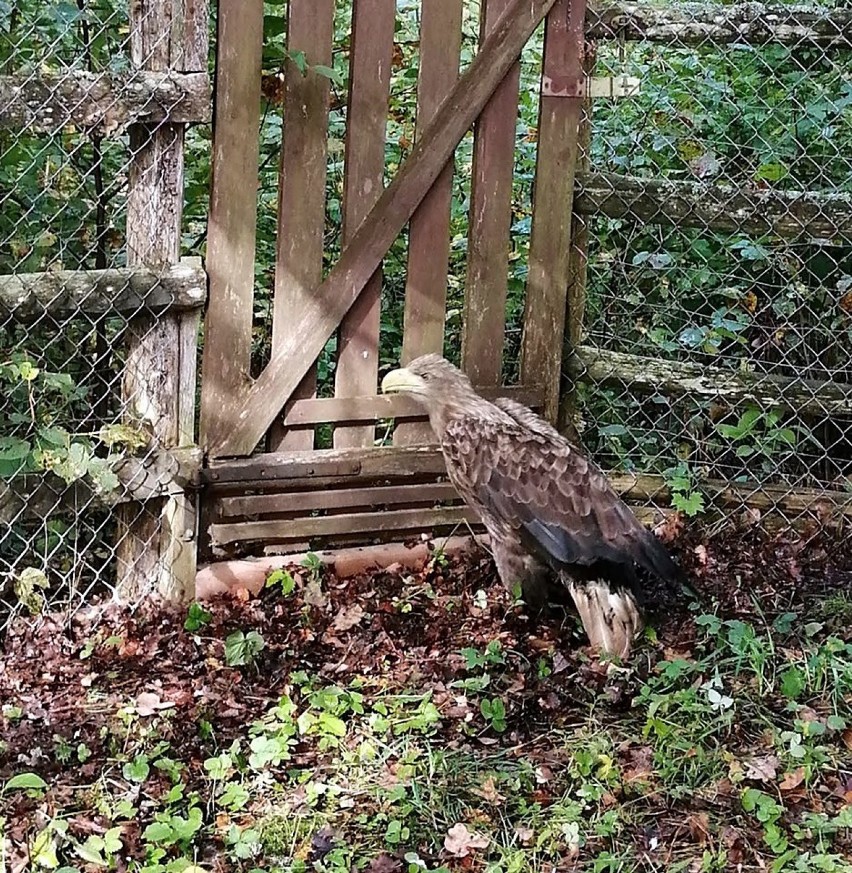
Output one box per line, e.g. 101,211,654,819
199,0,588,554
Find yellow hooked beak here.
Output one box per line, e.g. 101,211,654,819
380,367,426,395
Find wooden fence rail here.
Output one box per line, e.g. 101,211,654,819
0,71,211,132
585,4,852,46
0,260,206,320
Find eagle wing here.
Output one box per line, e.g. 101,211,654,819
442,413,679,586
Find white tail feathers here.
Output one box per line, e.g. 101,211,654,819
566,577,643,660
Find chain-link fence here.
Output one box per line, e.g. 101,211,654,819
3,0,851,631
565,3,852,530
0,0,210,631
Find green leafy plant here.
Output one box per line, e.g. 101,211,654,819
224,630,266,667
480,697,507,733
184,602,212,632
266,567,296,596
716,407,798,462
664,462,705,517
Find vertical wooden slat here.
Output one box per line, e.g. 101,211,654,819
460,0,522,387
269,0,335,452
396,0,464,445
334,0,395,449
560,42,596,439
520,0,587,423
199,0,263,454
116,0,209,602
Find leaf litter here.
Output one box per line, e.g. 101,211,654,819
0,522,850,870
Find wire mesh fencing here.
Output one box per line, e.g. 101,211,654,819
564,3,852,531
2,0,851,632
0,0,209,631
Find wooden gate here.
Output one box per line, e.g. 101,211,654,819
199,0,588,557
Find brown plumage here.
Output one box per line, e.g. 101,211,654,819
381,354,683,659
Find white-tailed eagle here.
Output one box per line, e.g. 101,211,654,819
381,354,682,659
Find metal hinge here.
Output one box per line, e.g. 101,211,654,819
542,75,641,99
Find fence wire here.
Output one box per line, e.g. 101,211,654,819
2,1,851,632
0,0,207,630
568,4,852,530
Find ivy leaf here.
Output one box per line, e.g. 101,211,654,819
0,436,32,461
184,602,213,632
86,456,120,495
224,630,265,667
53,442,93,484
37,426,69,449
97,423,149,452
313,63,342,85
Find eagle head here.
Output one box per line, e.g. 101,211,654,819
381,354,473,400
381,354,481,435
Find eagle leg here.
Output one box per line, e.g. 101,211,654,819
490,534,551,612
564,576,643,660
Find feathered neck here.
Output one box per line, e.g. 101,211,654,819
428,391,507,439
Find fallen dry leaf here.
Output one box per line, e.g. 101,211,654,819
444,823,489,858
744,755,780,783
687,811,710,846
552,652,570,674
535,765,554,784
474,776,504,806
333,603,364,631
779,768,805,792
366,853,402,873
135,692,175,717
514,825,534,845
654,511,684,543
842,729,852,751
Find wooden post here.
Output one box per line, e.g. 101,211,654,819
115,0,209,602
560,41,596,439
269,0,335,452
198,0,262,452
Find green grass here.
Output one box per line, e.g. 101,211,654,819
2,545,851,872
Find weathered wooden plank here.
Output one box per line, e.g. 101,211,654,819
204,445,447,485
281,384,543,427
609,473,852,520
0,70,210,132
216,482,460,517
210,506,476,546
334,0,396,449
0,260,206,320
586,4,852,47
520,0,587,423
269,0,335,452
569,345,852,417
460,0,522,388
116,0,208,603
209,473,852,546
199,0,263,452
208,0,558,457
574,172,852,240
397,0,464,445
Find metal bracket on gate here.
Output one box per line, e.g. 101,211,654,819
542,75,640,99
